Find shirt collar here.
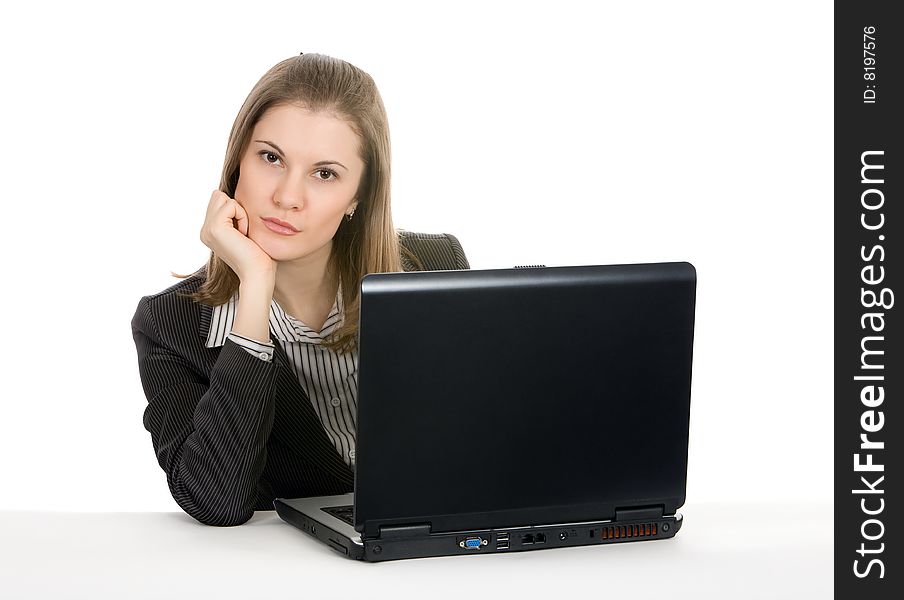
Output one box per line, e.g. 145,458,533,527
205,284,345,348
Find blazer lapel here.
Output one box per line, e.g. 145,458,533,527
269,340,356,483
198,302,212,341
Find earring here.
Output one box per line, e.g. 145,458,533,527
345,210,355,222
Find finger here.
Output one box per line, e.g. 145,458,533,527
234,203,249,236
215,194,239,222
206,190,229,223
209,190,226,209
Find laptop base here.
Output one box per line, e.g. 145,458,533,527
275,495,682,562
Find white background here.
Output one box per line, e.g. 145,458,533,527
0,0,831,517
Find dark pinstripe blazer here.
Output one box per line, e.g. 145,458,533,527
132,231,469,526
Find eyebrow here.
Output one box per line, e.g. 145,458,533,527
253,139,348,171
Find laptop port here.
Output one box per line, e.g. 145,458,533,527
522,533,535,545
459,537,487,550
536,533,546,543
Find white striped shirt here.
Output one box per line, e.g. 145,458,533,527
204,285,358,468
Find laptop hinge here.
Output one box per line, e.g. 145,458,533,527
615,505,665,521
377,523,432,540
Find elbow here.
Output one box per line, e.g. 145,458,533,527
162,447,263,527
179,495,254,527
191,507,254,527
168,480,255,527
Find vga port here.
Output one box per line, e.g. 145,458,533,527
459,536,487,550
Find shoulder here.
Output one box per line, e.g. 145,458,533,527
398,230,470,271
131,269,208,350
140,268,206,303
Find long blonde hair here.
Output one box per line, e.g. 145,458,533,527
177,53,419,354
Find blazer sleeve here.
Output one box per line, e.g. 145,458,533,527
132,295,277,526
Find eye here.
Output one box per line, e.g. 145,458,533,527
258,150,282,166
315,168,339,181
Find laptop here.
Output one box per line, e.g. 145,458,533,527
275,261,696,561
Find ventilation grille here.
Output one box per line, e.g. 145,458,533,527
600,522,657,540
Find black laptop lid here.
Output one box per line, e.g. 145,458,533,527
354,262,696,538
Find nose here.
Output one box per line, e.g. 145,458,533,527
273,173,306,209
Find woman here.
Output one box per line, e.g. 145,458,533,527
131,53,469,526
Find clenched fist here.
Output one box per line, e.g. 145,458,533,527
200,190,277,284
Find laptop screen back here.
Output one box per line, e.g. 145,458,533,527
354,262,696,537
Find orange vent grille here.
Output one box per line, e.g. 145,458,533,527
600,523,658,540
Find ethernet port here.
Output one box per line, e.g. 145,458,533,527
536,533,546,544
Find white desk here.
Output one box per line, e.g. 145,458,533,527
0,502,831,599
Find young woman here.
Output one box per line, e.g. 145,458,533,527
131,53,469,526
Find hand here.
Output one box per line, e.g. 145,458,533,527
200,190,276,284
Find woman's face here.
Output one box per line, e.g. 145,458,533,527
234,103,364,264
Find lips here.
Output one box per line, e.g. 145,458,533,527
262,217,300,235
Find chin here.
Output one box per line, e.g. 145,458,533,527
257,237,324,263
260,244,306,262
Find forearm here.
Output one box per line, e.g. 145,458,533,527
231,275,275,342
164,339,277,526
